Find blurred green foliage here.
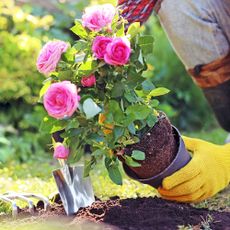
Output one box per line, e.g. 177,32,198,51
0,0,64,163
0,0,94,163
0,31,41,102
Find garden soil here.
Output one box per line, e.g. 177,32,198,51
124,115,178,178
5,197,230,230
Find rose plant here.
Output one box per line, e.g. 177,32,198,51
38,4,169,185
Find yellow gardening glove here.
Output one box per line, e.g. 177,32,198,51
158,136,230,203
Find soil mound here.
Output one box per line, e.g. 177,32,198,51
9,197,230,230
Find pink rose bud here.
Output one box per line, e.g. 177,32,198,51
53,143,70,159
44,81,80,119
92,36,113,59
36,41,69,75
104,37,131,66
81,75,96,87
82,4,116,32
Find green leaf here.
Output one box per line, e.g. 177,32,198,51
114,127,125,141
142,79,155,91
138,35,154,55
75,53,86,63
146,113,157,127
92,149,106,159
128,123,136,134
122,113,136,126
88,133,104,143
148,87,170,97
126,67,145,88
124,90,137,103
66,118,79,130
116,22,125,37
77,60,97,77
127,22,141,38
73,40,88,52
150,99,160,108
138,49,144,66
84,157,95,177
71,147,84,162
39,116,67,134
108,100,124,122
125,156,141,167
39,116,56,133
71,20,88,39
122,136,139,145
105,157,122,185
50,120,67,133
126,105,151,120
58,70,73,81
131,150,145,161
111,82,125,98
39,79,51,99
83,98,101,119
62,47,75,62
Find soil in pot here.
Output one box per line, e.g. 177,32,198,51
124,115,178,179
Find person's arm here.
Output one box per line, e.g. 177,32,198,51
118,0,157,24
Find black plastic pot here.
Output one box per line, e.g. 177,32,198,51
122,126,191,189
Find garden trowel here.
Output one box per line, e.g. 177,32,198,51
53,160,95,216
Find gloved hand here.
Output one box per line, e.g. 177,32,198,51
158,136,230,203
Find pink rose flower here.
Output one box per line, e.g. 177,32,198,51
44,81,80,119
92,36,113,59
53,143,70,159
82,4,116,32
36,41,69,75
81,75,96,87
104,37,131,66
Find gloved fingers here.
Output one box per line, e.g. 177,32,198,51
182,136,218,150
181,136,200,151
160,189,205,203
158,175,204,197
162,158,201,190
191,193,208,203
193,185,221,203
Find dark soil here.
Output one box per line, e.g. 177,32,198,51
124,115,178,178
8,197,230,230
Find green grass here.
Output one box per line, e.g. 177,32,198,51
0,159,157,214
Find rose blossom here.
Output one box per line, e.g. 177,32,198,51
82,4,116,32
81,75,96,87
92,36,113,59
53,143,70,159
36,41,69,75
44,81,80,119
104,37,131,66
